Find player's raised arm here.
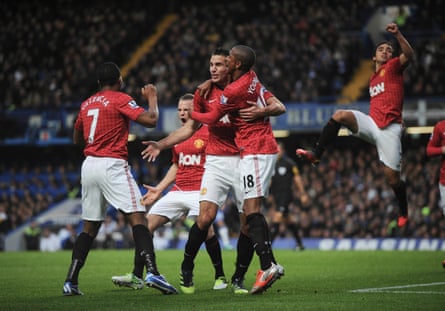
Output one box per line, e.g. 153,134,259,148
136,84,159,127
386,23,414,66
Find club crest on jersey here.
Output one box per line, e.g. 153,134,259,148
220,94,228,105
194,139,205,149
128,100,139,109
200,187,207,195
380,69,385,77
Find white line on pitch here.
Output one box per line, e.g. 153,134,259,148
349,282,445,294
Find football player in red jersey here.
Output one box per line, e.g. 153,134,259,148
191,45,287,294
112,93,229,292
296,23,414,228
426,120,445,269
426,120,445,217
141,47,285,294
63,62,177,296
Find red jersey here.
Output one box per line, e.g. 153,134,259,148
74,90,144,160
191,71,278,157
194,86,238,156
426,120,445,185
171,124,209,191
368,57,405,128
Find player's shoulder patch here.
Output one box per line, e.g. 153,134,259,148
128,100,140,109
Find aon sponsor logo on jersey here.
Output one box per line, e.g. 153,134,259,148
369,82,384,97
179,153,202,165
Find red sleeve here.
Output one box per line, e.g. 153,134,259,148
426,124,443,157
190,105,224,124
115,92,145,121
193,89,204,112
74,113,83,131
426,144,442,157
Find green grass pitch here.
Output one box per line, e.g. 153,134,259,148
0,249,444,311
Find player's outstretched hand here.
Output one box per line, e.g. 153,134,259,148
140,184,161,206
141,141,160,162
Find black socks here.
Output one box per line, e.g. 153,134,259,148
182,223,208,272
314,118,341,159
205,235,225,279
246,213,273,270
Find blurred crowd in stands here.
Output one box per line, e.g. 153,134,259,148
297,141,444,239
1,138,444,251
0,0,443,114
0,159,80,228
0,1,444,250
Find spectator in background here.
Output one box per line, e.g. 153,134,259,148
58,224,77,250
114,212,134,249
40,226,61,252
95,215,119,249
395,6,409,28
153,226,174,250
214,208,233,250
23,221,41,250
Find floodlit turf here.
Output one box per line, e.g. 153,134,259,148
0,249,444,311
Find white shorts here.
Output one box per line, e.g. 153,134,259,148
240,154,277,200
350,110,403,171
81,156,145,221
200,155,243,213
148,190,200,221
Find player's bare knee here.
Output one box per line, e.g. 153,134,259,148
332,110,347,122
383,167,400,186
197,214,214,229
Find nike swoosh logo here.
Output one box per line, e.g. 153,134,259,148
209,99,216,103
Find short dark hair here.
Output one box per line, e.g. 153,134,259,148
374,41,394,55
232,45,256,71
179,93,194,101
213,47,229,57
97,62,121,86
